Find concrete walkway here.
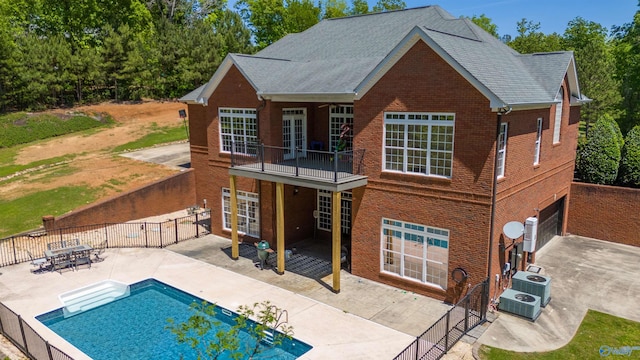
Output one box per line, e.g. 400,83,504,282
3,222,636,360
167,235,452,337
477,235,640,353
119,142,191,169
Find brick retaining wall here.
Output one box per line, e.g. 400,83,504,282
567,182,640,247
43,169,196,230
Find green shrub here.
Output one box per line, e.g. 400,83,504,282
618,125,640,187
576,117,622,185
0,113,112,148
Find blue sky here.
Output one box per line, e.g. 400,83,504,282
415,1,638,36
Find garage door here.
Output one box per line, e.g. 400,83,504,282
536,197,565,250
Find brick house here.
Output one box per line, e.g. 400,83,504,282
181,6,588,301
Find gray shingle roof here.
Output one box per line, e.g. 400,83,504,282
182,5,584,108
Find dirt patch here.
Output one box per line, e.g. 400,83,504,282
16,101,186,165
5,101,187,201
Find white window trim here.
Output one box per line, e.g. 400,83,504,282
317,190,352,233
553,88,563,144
497,122,508,178
380,218,449,289
222,188,260,237
382,112,455,179
219,108,257,154
330,105,354,151
282,108,308,159
534,118,543,165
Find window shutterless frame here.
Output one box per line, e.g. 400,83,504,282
496,122,508,178
553,88,563,144
222,188,260,237
219,108,257,154
382,112,455,178
534,118,543,165
380,218,450,289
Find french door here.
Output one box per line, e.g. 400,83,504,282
283,109,307,160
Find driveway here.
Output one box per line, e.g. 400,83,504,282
120,142,191,169
477,235,640,352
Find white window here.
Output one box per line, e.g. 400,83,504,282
534,118,543,165
383,112,454,178
222,188,260,237
330,105,354,151
381,218,449,289
496,122,508,178
553,88,563,144
219,108,257,154
317,190,352,234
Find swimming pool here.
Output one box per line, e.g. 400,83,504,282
37,279,312,360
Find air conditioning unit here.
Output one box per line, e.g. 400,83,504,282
523,217,538,252
512,271,551,307
499,288,541,321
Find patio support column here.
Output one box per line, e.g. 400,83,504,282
332,191,342,293
276,182,285,275
229,175,239,260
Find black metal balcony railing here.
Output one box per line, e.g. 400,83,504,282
230,142,365,182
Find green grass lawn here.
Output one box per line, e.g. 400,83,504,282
479,310,640,360
0,112,113,148
0,112,186,238
112,123,188,152
0,186,101,238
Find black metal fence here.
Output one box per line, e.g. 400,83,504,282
0,210,211,360
0,302,73,360
0,210,211,268
393,278,489,360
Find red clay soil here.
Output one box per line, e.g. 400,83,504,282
2,101,187,202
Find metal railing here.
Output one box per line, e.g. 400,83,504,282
0,302,73,360
0,209,211,268
230,142,366,182
393,278,489,360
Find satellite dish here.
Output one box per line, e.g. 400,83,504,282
503,221,524,240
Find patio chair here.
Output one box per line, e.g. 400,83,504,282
93,240,107,261
27,251,49,273
72,249,92,270
52,253,73,273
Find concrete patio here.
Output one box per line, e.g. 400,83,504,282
0,233,452,360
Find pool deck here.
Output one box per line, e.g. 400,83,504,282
0,234,452,360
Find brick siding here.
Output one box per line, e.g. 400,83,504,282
567,182,640,247
188,41,581,301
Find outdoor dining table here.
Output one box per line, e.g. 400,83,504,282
44,244,92,258
45,244,93,272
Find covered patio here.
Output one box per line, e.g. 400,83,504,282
226,141,367,293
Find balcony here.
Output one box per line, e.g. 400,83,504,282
229,142,367,191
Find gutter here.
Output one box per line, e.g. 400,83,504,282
487,105,512,282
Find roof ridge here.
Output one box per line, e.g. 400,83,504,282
422,26,482,42
325,5,436,21
519,51,572,56
233,53,292,62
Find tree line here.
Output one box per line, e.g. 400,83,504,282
0,0,403,111
1,0,640,185
468,6,640,187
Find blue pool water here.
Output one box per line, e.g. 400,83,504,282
37,279,312,360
